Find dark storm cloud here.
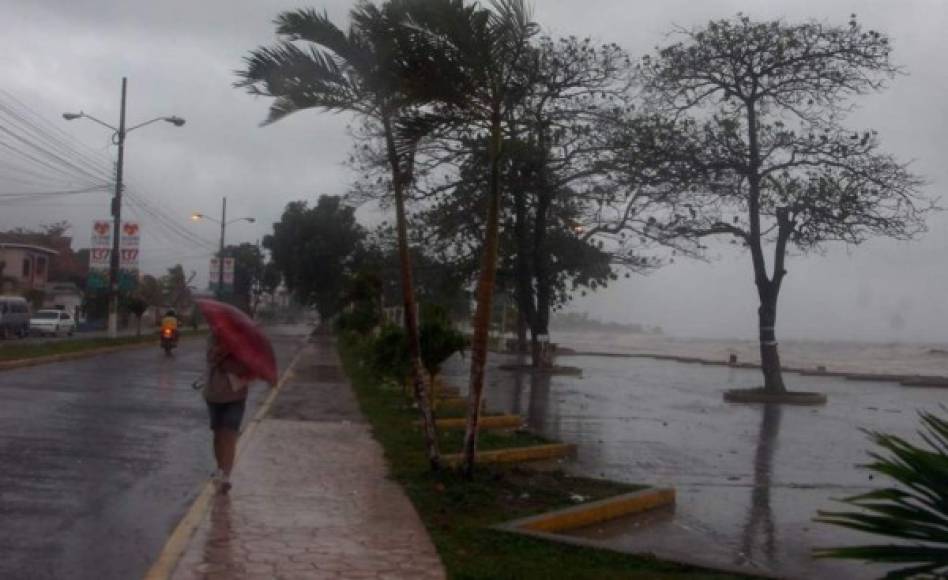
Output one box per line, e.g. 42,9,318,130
0,0,945,341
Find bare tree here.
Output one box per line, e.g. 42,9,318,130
636,14,932,396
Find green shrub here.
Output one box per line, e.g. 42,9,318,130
815,409,948,578
369,324,410,383
334,305,381,335
419,303,467,379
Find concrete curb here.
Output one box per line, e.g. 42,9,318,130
561,350,948,386
441,443,576,467
498,364,583,376
498,487,675,534
724,388,827,406
427,414,523,430
495,486,778,579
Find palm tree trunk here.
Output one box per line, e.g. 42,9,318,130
462,112,504,477
384,116,440,470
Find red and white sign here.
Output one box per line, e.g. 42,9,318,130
209,257,235,288
90,221,112,272
223,257,235,286
89,220,140,271
120,221,140,249
120,248,139,270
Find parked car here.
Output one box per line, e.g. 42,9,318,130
29,309,76,337
0,296,30,339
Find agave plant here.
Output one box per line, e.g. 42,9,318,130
814,409,948,579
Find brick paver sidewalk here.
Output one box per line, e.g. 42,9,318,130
168,336,445,580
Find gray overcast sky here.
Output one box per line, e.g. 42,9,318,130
0,0,945,342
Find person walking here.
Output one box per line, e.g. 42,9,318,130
203,334,251,493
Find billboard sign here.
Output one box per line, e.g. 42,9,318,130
88,220,140,290
209,257,235,294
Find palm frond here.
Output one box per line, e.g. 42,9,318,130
236,41,363,124
486,0,538,59
274,8,374,74
814,409,948,578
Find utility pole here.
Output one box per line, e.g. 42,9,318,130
108,77,127,338
191,197,253,300
218,196,227,299
64,77,185,338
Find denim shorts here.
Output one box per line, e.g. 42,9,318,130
205,399,246,432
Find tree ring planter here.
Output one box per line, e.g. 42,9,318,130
723,388,827,406
498,364,583,376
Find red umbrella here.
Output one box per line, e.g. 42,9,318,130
195,299,278,385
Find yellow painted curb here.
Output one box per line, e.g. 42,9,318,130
512,487,676,533
442,443,576,467
142,344,305,580
434,414,522,430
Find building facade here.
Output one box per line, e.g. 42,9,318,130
0,243,58,294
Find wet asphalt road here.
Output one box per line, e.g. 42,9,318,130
0,326,305,580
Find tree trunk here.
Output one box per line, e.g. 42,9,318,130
512,187,537,360
746,101,787,395
383,115,440,470
462,112,504,477
516,311,528,353
136,315,142,337
530,202,552,367
757,287,786,392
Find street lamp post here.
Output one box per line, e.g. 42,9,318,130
63,77,185,338
191,197,255,299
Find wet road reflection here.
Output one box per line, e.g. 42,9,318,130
0,326,304,580
442,352,936,579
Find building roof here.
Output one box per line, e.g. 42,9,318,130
0,242,59,255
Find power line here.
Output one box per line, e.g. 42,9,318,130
0,89,219,254
0,185,110,198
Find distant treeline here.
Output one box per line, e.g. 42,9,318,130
551,312,663,335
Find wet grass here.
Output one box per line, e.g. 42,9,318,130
0,329,208,363
338,333,751,580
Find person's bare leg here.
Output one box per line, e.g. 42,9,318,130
213,430,225,471
219,428,239,477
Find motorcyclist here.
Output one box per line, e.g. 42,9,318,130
161,309,179,337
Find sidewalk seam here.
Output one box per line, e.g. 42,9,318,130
141,342,305,580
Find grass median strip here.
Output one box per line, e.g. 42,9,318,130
338,334,747,580
0,329,208,365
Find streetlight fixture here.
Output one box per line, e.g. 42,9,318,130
63,77,185,338
191,197,255,298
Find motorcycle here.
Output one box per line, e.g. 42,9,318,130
160,326,179,356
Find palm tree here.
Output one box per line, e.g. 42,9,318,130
235,1,443,469
815,410,948,578
404,0,538,476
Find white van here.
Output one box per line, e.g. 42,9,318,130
0,296,31,339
